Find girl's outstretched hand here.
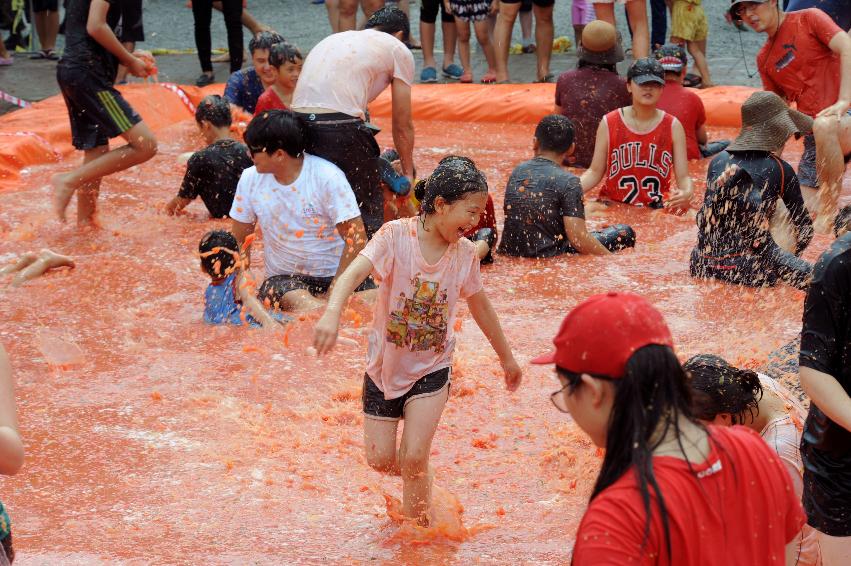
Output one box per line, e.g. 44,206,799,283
313,311,341,356
502,357,522,392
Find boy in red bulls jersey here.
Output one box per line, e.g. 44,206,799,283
581,58,693,214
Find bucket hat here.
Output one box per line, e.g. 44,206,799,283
727,91,813,152
577,20,624,66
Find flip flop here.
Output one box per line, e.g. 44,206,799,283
534,73,554,83
481,72,497,84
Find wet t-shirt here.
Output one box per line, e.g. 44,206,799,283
657,80,706,160
360,217,482,399
254,88,288,116
757,9,844,116
204,273,259,326
224,68,265,114
555,65,631,168
800,233,851,456
59,0,122,83
696,151,813,257
178,139,253,218
498,157,584,258
572,426,806,564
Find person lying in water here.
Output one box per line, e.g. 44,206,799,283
498,114,636,258
0,249,75,287
690,91,814,290
198,229,289,329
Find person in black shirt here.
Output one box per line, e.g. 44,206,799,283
799,230,851,559
52,0,158,225
497,114,636,258
690,91,814,290
165,95,252,218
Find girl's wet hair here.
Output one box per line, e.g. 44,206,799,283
415,155,488,215
195,95,232,128
199,230,238,278
684,354,763,424
269,42,303,68
584,344,703,558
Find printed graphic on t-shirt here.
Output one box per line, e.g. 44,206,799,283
775,42,797,72
608,142,672,206
386,276,449,353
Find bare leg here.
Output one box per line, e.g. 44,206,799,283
398,0,420,46
473,19,497,75
442,20,458,69
686,39,713,87
456,19,472,76
11,250,75,287
241,8,270,34
534,5,554,80
325,0,341,34
625,0,649,59
273,289,327,312
519,9,533,45
573,24,585,48
0,253,39,276
339,0,358,32
812,113,851,234
398,384,448,524
364,416,401,475
593,3,615,26
77,145,109,226
421,21,438,69
493,2,520,82
52,122,158,223
361,0,384,21
34,10,59,52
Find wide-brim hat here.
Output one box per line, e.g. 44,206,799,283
727,91,814,152
578,20,625,66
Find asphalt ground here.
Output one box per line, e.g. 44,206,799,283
0,0,765,116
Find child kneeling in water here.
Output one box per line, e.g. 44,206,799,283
313,157,522,525
199,230,289,328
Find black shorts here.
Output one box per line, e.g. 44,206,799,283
109,0,145,43
362,367,450,420
32,0,59,12
803,444,851,537
421,0,454,23
297,113,383,239
57,66,141,150
258,273,376,309
501,0,554,7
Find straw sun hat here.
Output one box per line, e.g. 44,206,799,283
727,91,813,152
578,20,624,66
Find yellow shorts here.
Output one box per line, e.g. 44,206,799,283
671,0,708,42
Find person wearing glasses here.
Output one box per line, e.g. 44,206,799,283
229,110,374,313
533,292,807,563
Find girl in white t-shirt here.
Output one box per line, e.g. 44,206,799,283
313,156,522,526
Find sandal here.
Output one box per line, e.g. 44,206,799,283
481,71,497,84
30,49,58,60
534,73,554,83
460,71,473,83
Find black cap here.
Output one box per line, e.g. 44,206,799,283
729,0,768,21
627,58,666,85
654,44,687,73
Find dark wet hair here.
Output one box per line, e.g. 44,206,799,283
195,95,232,128
269,42,303,68
685,354,763,424
577,60,617,73
570,345,702,559
414,156,488,215
199,230,238,278
535,114,575,153
365,6,410,42
244,110,304,158
249,31,286,55
834,204,851,237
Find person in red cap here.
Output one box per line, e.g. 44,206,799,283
532,292,806,563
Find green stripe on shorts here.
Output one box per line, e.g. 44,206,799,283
97,91,133,132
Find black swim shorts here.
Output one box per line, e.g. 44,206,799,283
258,273,376,310
56,66,141,150
362,367,450,420
32,0,59,12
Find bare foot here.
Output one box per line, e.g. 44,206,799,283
0,252,38,276
39,249,76,269
51,173,76,223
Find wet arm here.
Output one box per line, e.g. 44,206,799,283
667,119,694,212
829,31,851,110
563,217,610,255
165,196,192,215
696,123,708,146
467,291,516,366
0,346,24,475
781,174,813,254
580,120,609,193
231,219,256,264
391,79,415,179
800,366,851,433
333,216,368,284
236,271,280,329
86,0,137,67
313,256,373,354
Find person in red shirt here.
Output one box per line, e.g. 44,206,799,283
581,58,694,213
532,292,807,564
253,42,303,116
730,0,851,234
654,43,729,160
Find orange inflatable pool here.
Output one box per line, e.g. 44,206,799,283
0,83,845,564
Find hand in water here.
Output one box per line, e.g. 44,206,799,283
665,187,693,215
502,357,522,392
816,99,850,120
313,311,341,355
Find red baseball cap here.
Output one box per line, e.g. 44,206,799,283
531,292,674,378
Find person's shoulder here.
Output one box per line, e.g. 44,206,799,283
812,233,851,284
305,153,348,180
238,165,260,183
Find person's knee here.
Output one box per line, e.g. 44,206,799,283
534,6,554,24
399,445,429,478
813,115,840,140
136,133,158,159
474,26,490,44
339,0,358,17
456,25,471,41
365,446,397,474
